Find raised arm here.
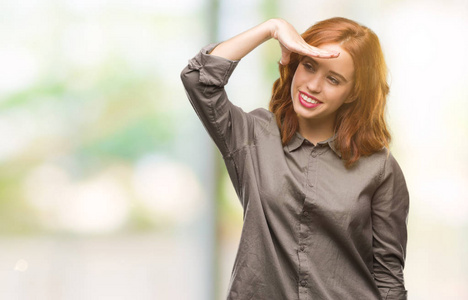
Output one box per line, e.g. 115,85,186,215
181,19,340,198
210,18,340,64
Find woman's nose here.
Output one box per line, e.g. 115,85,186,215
306,75,322,94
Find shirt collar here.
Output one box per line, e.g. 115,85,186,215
286,131,342,158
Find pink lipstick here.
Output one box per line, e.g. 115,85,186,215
298,91,322,109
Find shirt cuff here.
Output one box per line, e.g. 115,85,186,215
187,43,240,87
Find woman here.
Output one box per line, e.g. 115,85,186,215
181,17,409,300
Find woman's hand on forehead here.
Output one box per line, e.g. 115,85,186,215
270,18,340,65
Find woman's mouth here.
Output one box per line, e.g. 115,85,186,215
298,91,322,108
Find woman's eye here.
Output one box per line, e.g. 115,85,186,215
328,77,340,85
303,63,315,71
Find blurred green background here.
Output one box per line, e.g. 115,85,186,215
0,0,467,299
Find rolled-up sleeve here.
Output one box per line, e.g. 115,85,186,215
372,151,410,300
180,43,256,158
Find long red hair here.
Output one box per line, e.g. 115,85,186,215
269,17,390,168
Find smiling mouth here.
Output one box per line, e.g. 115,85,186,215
299,92,322,104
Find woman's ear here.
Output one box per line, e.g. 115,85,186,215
344,97,357,104
344,88,358,104
344,91,358,104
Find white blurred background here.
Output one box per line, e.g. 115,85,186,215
0,0,467,299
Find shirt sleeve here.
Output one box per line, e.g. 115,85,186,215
180,43,256,158
372,151,410,300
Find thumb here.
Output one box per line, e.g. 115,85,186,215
280,45,292,65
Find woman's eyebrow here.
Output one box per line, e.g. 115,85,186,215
303,57,349,83
303,56,318,66
329,70,349,83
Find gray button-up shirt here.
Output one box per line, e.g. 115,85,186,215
181,44,409,300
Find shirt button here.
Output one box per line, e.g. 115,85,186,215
303,211,309,217
300,245,305,251
300,280,307,287
311,151,317,158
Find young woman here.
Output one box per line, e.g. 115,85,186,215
181,17,409,300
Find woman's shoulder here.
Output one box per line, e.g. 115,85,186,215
354,147,403,176
366,147,406,183
248,108,280,137
361,147,401,167
373,147,403,167
249,107,274,120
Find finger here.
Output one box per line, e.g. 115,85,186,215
308,46,340,59
308,49,340,58
316,52,340,58
281,51,291,65
279,43,293,65
298,43,339,58
306,50,340,59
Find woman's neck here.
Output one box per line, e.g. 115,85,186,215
297,116,335,145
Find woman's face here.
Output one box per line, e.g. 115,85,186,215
290,43,355,128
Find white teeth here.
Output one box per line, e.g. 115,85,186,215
301,93,319,104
